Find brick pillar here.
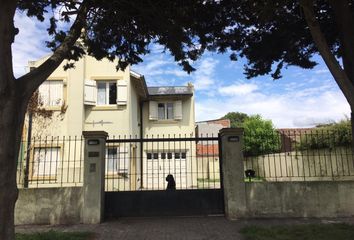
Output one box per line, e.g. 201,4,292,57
82,131,108,224
220,128,247,219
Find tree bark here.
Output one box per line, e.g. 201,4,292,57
0,91,27,240
0,1,87,239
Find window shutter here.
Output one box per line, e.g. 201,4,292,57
50,81,63,106
149,101,158,120
84,80,97,105
38,81,50,106
117,79,128,105
174,100,183,120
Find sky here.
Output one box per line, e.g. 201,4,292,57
12,11,350,128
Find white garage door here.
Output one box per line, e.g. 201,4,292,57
145,151,187,190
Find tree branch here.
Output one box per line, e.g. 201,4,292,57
16,2,88,98
300,0,354,107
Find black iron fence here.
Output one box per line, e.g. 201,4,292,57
243,129,354,182
105,134,222,191
17,136,84,188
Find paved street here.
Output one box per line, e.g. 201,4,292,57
16,216,354,240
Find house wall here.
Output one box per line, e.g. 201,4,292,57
15,187,83,225
29,55,134,137
245,181,354,218
142,96,195,137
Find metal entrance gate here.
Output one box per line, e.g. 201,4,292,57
104,135,224,218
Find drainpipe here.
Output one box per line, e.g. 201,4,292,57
139,101,144,188
24,112,33,188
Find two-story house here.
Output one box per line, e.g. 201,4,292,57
23,54,196,190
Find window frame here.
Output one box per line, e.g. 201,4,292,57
96,80,117,106
157,102,174,120
105,145,129,177
30,145,62,181
38,79,65,109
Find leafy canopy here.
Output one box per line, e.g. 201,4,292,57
222,112,249,128
17,0,226,73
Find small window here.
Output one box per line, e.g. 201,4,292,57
161,153,166,159
106,147,128,174
97,81,117,105
181,152,186,159
158,103,165,120
157,102,174,120
147,153,152,160
167,152,173,159
175,152,180,159
153,153,159,160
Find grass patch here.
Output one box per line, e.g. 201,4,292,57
16,230,93,240
197,178,220,183
244,177,265,182
240,223,354,240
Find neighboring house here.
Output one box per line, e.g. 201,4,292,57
22,55,195,190
277,128,313,152
195,119,230,181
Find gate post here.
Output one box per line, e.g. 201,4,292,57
82,131,108,224
220,128,247,220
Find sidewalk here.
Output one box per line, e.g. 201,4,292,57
16,216,354,240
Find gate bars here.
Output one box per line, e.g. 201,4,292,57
105,134,222,191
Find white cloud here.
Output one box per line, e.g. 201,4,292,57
195,81,350,128
12,12,50,77
192,57,219,90
219,83,258,96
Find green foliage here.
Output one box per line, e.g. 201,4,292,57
222,112,249,128
16,231,92,240
297,119,352,150
17,0,226,73
240,223,354,240
243,115,280,156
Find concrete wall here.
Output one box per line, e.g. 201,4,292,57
15,187,83,225
245,181,354,218
244,147,354,181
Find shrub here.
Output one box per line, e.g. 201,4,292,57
297,119,352,150
243,115,280,156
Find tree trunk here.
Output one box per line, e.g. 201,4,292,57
327,0,354,148
300,0,354,146
0,91,27,240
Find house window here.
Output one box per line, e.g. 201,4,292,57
146,152,159,161
106,147,128,174
38,80,63,106
158,102,174,120
32,147,60,178
175,152,186,160
97,81,117,105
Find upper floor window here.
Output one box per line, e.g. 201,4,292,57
84,79,127,106
97,81,117,105
38,80,63,107
149,100,182,121
158,102,174,120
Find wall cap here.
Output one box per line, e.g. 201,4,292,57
219,128,244,136
82,131,108,138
